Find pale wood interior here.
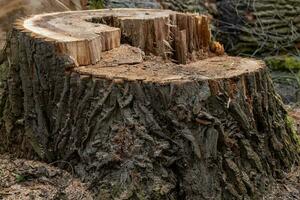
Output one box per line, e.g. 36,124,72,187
16,9,223,66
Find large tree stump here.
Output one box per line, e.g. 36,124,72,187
0,9,299,199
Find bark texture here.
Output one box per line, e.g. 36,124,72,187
0,9,299,200
215,0,300,56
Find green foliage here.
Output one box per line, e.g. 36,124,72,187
286,116,295,128
265,56,300,71
15,173,26,183
89,0,104,9
286,116,300,151
267,56,300,101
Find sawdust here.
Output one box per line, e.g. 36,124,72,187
75,55,264,83
99,44,144,67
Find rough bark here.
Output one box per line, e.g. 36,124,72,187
0,8,299,200
215,0,300,56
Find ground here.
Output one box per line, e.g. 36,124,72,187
0,154,92,200
265,166,300,200
1,150,300,199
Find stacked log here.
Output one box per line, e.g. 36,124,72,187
215,0,300,56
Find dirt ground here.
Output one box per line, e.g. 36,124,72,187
0,154,92,200
1,152,300,200
265,166,300,200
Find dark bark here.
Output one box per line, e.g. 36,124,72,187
1,9,300,200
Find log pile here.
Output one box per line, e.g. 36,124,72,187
104,0,161,9
0,9,299,199
103,0,208,12
215,0,300,56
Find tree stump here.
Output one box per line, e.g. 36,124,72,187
0,8,299,199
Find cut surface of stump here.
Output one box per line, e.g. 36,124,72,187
0,8,299,200
76,56,262,82
17,9,218,66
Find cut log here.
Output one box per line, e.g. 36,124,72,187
215,0,300,56
0,8,299,199
103,0,208,13
18,11,121,66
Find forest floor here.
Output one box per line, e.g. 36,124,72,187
0,151,300,199
0,154,92,200
265,165,300,199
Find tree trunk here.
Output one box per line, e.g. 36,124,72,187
215,0,300,56
0,8,299,199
